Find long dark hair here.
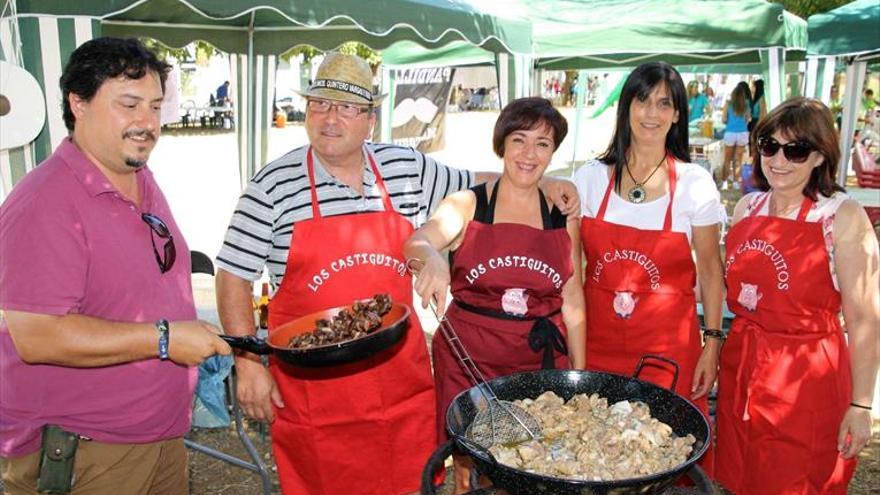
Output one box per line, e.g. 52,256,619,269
752,79,765,103
60,37,171,131
597,62,690,192
751,97,845,200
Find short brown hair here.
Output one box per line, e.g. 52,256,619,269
492,97,567,157
750,97,844,200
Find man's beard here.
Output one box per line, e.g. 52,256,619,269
125,157,146,169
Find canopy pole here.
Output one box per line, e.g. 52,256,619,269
838,60,867,186
761,47,786,110
246,12,255,181
818,57,836,103
570,70,587,167
805,57,819,98
380,67,396,143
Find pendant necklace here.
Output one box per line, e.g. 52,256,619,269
624,155,666,204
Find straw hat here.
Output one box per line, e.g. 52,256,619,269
296,52,385,106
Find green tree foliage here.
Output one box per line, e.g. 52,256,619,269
771,0,850,18
281,42,381,68
140,39,217,65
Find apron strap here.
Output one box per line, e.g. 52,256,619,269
596,168,615,221
749,192,814,222
749,192,771,218
485,181,554,229
596,154,676,232
305,147,322,219
663,155,677,232
453,299,567,370
305,147,394,220
795,196,814,222
365,151,395,212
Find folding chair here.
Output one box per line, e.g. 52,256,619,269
187,251,271,495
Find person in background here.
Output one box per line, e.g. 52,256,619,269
573,62,725,474
214,53,579,495
405,97,586,494
720,82,752,190
688,80,710,123
716,97,879,495
860,88,878,129
215,80,230,105
747,79,766,134
829,84,843,131
0,37,231,495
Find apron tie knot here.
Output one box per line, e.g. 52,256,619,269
528,317,568,370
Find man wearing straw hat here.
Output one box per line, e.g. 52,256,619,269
215,52,577,494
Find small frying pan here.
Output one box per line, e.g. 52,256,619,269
220,302,411,367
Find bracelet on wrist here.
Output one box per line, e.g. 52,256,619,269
155,319,170,360
702,328,726,341
850,402,872,411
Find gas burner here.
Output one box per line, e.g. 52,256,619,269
421,440,721,495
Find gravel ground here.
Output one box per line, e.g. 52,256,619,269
185,418,879,494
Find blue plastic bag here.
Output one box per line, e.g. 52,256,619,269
192,354,233,428
741,162,760,194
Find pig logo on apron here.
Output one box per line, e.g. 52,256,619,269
737,282,762,312
501,288,529,316
613,291,638,318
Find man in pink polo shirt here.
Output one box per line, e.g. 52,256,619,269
0,38,231,494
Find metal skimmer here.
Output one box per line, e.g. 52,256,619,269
406,259,540,447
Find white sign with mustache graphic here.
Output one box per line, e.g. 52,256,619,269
391,97,439,127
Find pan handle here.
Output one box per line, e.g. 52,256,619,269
453,435,499,468
220,335,273,355
420,439,456,494
633,354,680,391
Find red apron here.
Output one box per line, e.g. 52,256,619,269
433,182,572,440
716,193,855,495
266,147,436,495
580,157,705,413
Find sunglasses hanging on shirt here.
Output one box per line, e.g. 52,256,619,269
142,213,177,273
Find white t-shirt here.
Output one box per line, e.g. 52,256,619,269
573,159,725,243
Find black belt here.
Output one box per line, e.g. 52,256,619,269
453,299,568,370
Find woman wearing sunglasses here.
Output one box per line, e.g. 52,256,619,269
716,97,879,494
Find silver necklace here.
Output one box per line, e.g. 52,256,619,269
624,156,666,204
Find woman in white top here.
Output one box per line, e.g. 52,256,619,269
573,62,725,473
716,97,879,494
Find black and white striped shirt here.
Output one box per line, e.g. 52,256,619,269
216,143,474,285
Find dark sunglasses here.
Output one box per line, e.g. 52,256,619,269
141,213,176,273
756,136,815,163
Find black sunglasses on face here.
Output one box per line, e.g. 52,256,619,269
141,213,176,273
756,136,815,163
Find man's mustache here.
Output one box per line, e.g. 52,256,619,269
123,129,157,141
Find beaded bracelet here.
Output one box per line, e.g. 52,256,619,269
156,319,170,360
702,328,727,341
850,402,872,411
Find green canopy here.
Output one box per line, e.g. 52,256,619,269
807,0,880,185
808,0,880,60
384,0,806,69
15,0,532,55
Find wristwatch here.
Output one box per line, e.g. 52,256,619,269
155,319,170,360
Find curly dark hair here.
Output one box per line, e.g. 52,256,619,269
492,97,568,157
60,37,171,131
